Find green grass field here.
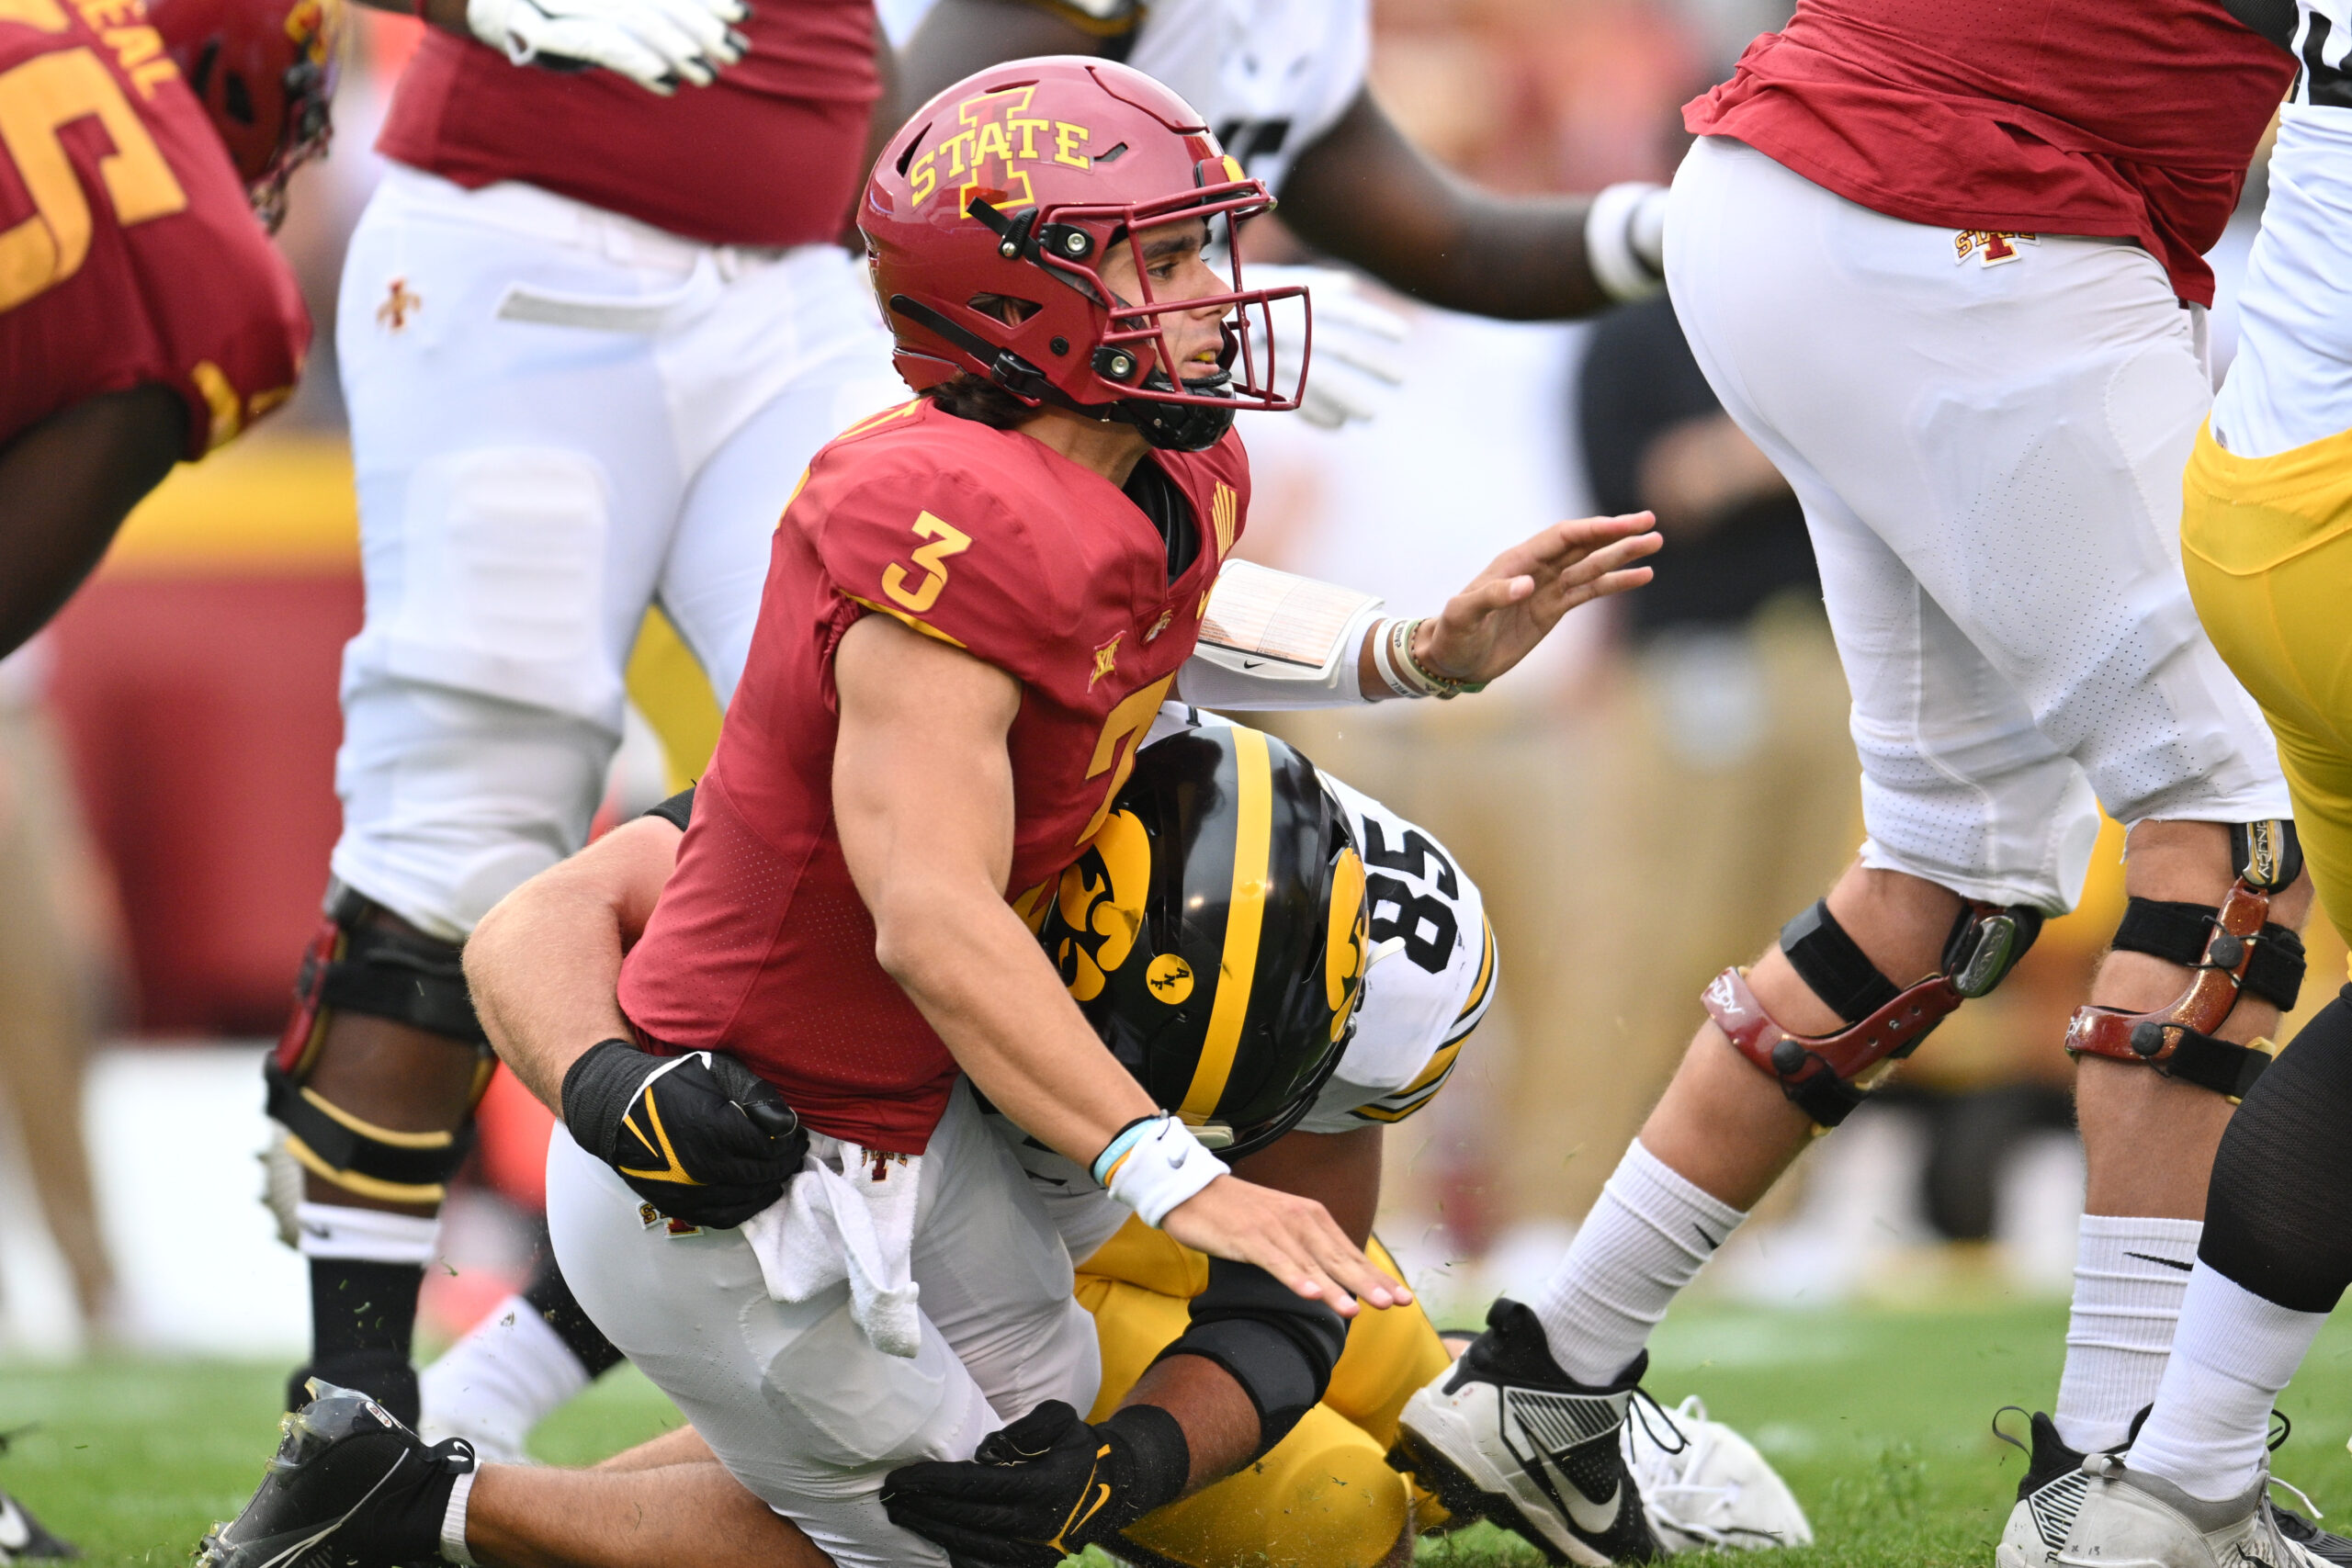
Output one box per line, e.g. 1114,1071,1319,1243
15,1302,2352,1568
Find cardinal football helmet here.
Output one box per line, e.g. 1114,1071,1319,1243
151,0,341,231
1033,723,1368,1159
862,55,1307,451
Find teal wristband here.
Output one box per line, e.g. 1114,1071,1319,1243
1091,1113,1166,1188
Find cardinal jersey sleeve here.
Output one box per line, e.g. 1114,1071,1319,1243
801,434,1098,694
1295,772,1495,1133
0,0,308,457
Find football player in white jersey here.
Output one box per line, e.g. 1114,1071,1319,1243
2051,4,2352,1565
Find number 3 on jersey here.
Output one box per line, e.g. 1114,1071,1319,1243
882,511,972,615
1,46,188,313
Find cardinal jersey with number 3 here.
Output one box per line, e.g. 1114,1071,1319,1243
618,398,1250,1153
0,0,307,456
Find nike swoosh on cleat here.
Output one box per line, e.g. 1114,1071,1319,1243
2125,1252,2194,1272
253,1449,413,1568
1558,1474,1623,1535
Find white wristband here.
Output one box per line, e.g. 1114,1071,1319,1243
1367,618,1419,699
441,1468,478,1566
1102,1115,1228,1227
1586,181,1669,302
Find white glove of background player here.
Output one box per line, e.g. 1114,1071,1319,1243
1244,265,1408,430
468,0,747,94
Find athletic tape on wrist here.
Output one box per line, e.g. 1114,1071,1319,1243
1102,1115,1228,1226
440,1467,477,1566
1586,181,1669,302
1368,618,1420,699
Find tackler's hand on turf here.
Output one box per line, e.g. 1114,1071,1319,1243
1160,1175,1408,1319
882,1401,1189,1568
560,1040,808,1228
1416,512,1660,688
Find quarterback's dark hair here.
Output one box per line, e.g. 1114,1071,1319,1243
925,373,1032,431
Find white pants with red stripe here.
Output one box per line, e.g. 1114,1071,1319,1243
1666,134,2289,913
332,165,905,940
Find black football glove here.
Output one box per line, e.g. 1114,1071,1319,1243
881,1400,1189,1568
560,1039,805,1228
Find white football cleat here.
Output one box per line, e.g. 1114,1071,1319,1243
1622,1393,1813,1551
2056,1454,2329,1568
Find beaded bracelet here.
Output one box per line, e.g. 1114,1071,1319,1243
1386,616,1487,699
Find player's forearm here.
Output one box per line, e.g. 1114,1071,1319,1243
870,883,1159,1164
1278,94,1611,321
467,879,638,1114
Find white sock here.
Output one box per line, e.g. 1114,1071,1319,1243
419,1293,590,1457
2052,1214,2201,1452
295,1201,440,1264
1531,1139,1747,1386
2125,1264,2327,1503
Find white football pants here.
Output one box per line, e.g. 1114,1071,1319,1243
332,165,905,939
1667,135,2289,913
547,1085,1101,1568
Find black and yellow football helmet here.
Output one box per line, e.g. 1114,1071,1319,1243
1034,724,1370,1160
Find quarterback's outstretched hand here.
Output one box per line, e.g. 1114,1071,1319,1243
1159,1175,1407,1318
1415,512,1660,688
883,1401,1190,1568
560,1040,807,1227
466,0,747,95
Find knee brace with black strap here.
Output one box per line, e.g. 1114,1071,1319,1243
265,886,493,1206
2064,819,2307,1100
1704,897,2043,1127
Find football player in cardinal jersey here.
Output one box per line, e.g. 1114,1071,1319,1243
0,0,321,662
258,0,898,1439
1387,1,2336,1564
206,58,1659,1568
206,715,1799,1568
894,0,1672,430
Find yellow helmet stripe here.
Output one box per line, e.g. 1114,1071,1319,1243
1181,726,1272,1121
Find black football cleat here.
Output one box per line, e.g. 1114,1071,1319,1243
197,1381,472,1568
1391,1298,1663,1565
0,1482,77,1562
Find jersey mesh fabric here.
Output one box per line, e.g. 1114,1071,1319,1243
0,11,308,454
617,400,1250,1150
1683,0,2295,305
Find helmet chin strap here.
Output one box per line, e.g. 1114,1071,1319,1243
1105,365,1238,453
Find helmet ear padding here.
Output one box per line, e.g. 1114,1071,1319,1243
1035,725,1363,1160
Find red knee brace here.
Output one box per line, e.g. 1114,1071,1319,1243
2064,821,2307,1100
1704,899,2041,1127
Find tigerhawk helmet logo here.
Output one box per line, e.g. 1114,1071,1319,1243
1049,808,1151,1001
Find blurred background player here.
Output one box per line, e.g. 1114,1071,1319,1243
0,0,319,660
258,0,906,1431
2059,3,2352,1563
0,0,330,1545
895,0,1678,339
1395,0,2329,1562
